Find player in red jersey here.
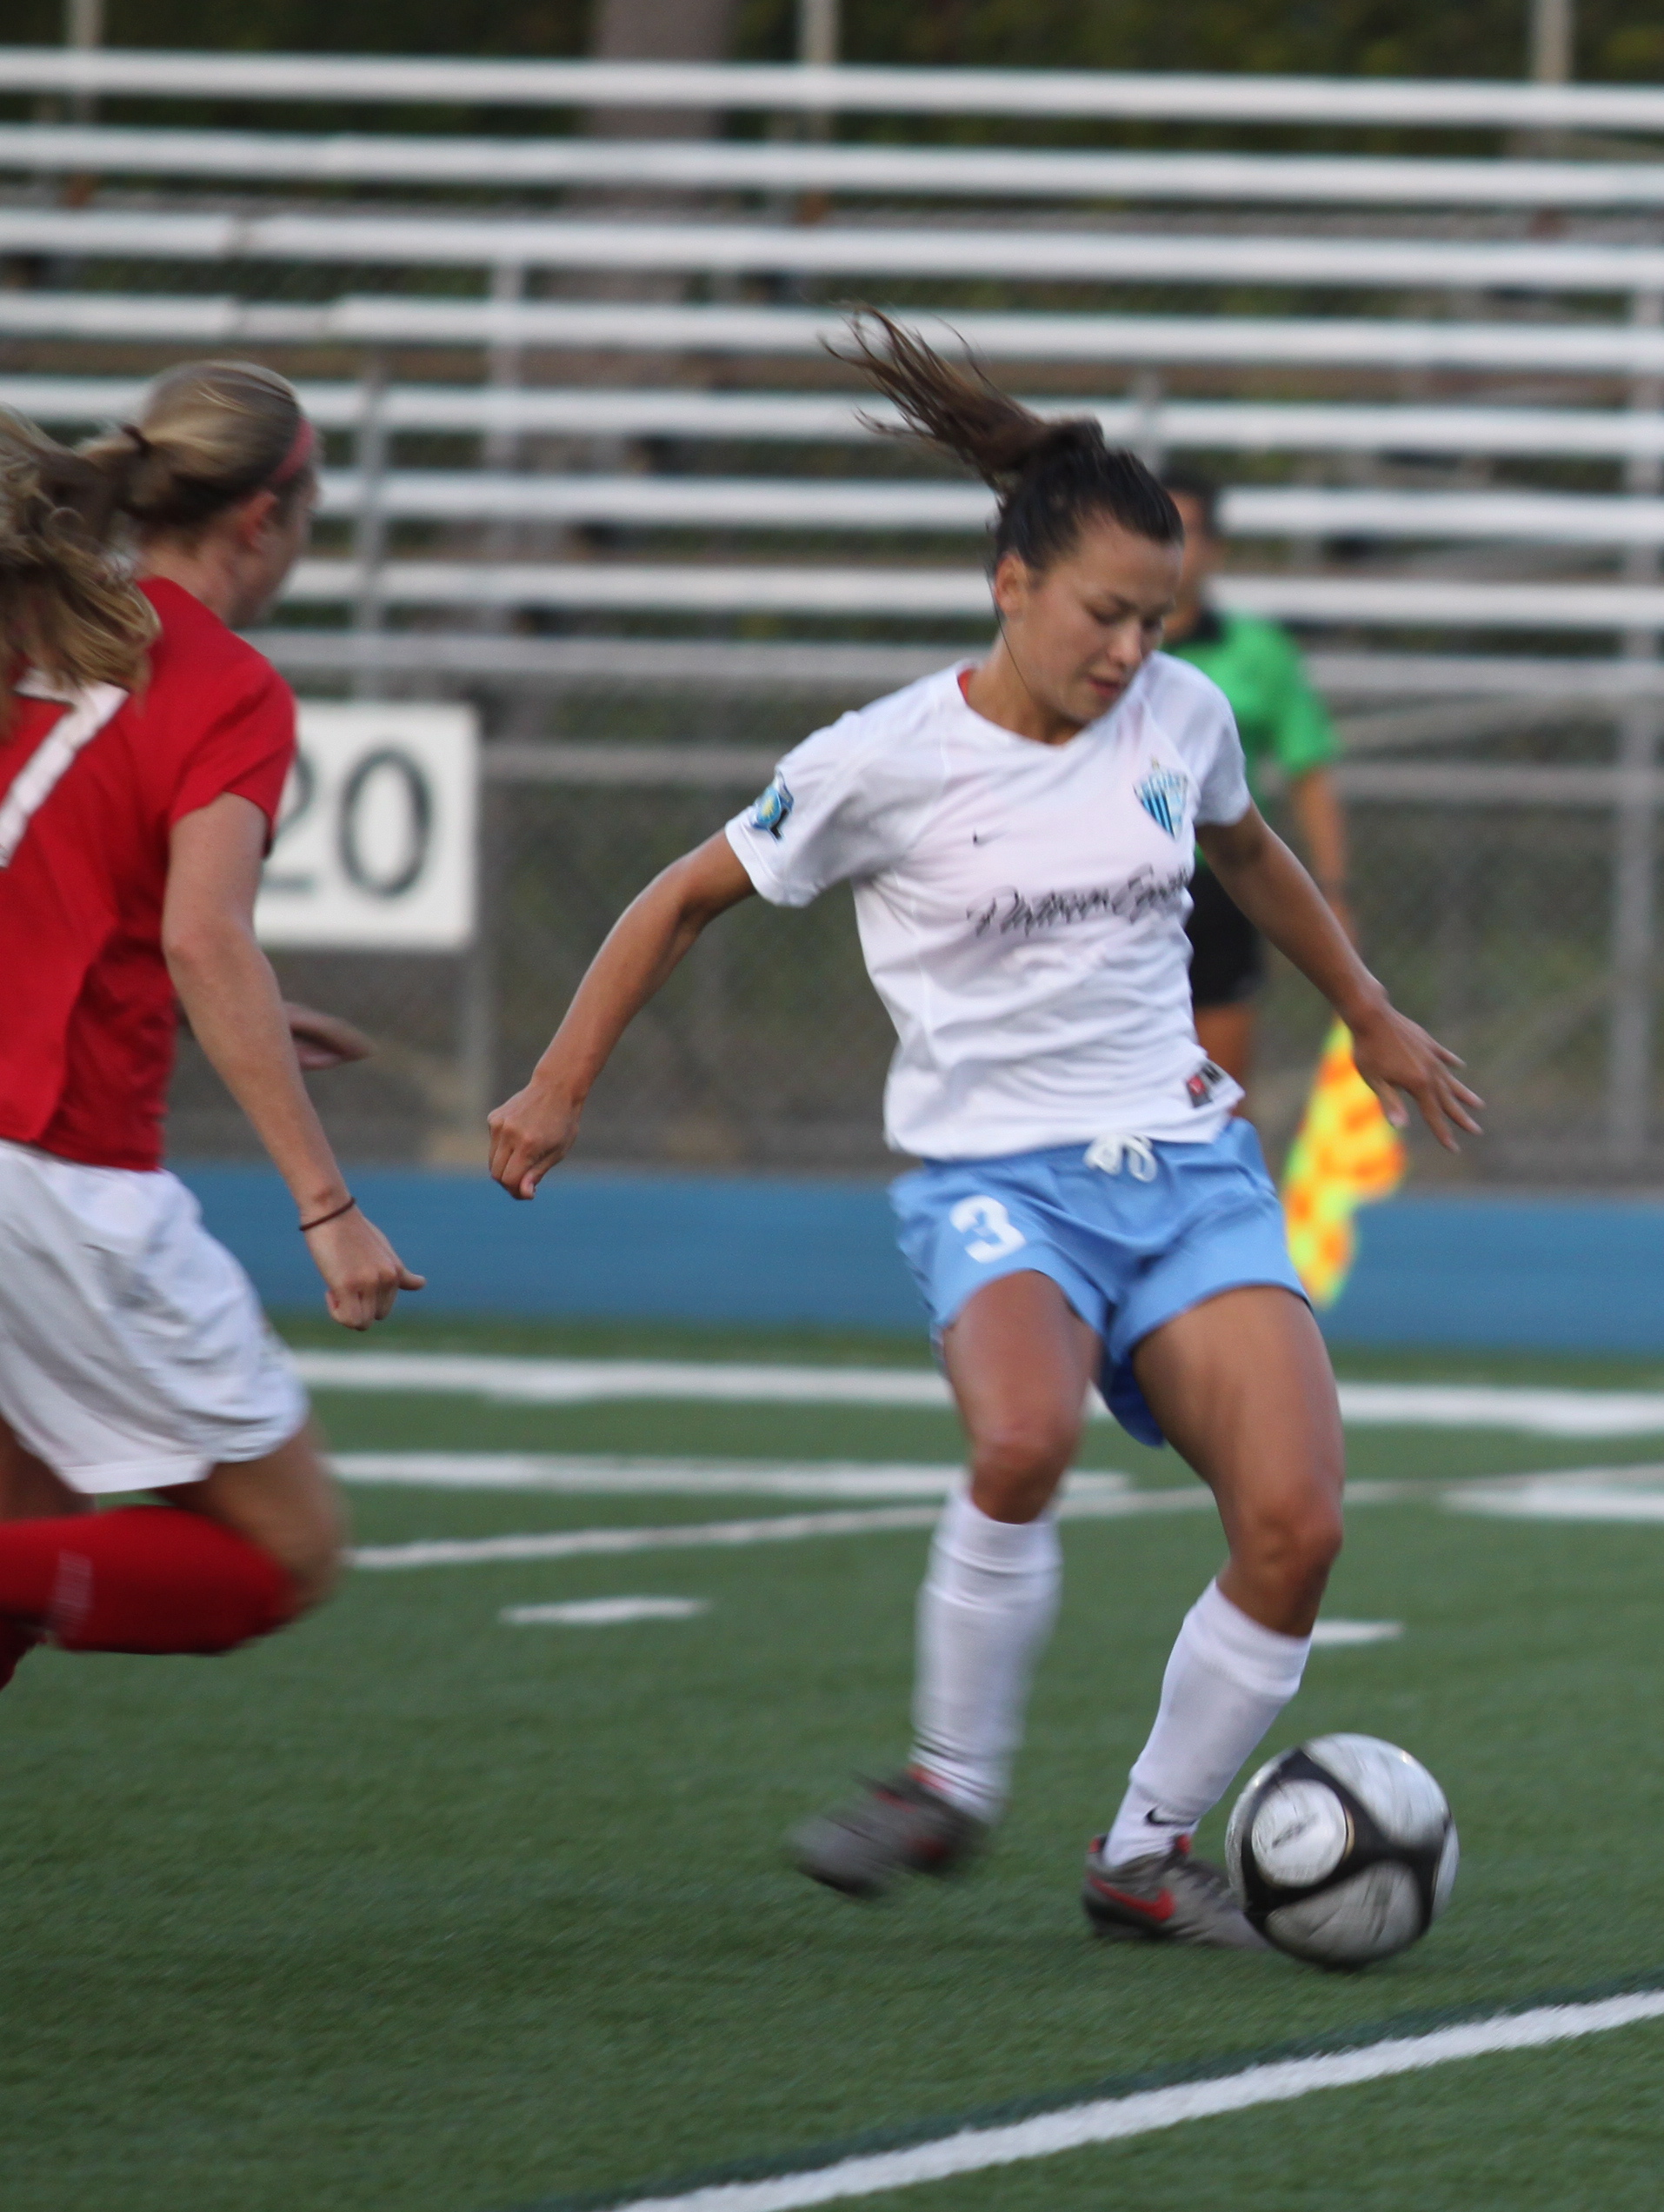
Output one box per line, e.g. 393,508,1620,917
0,362,422,1691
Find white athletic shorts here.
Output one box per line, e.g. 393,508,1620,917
0,1139,309,1495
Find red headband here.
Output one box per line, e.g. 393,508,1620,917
268,417,316,488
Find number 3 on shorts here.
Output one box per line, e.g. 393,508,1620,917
949,1194,1028,1264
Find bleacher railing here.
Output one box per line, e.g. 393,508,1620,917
6,51,1664,1177
6,49,1664,130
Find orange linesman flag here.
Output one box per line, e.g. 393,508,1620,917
1280,1020,1407,1308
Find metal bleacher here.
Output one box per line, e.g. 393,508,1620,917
6,56,1664,660
8,48,1664,1174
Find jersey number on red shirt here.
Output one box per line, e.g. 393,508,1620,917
0,684,128,868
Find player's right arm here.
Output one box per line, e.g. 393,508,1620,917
489,832,755,1200
163,792,425,1328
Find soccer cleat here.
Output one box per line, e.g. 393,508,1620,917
790,1770,988,1899
1081,1834,1271,1950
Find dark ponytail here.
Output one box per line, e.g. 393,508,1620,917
837,309,1181,573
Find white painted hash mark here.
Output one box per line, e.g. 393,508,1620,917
292,1350,1664,1436
354,1505,938,1570
501,1597,709,1626
1448,1469,1664,1522
1309,1619,1404,1646
334,1452,1129,1502
295,1352,958,1410
349,1485,1221,1571
604,1992,1664,2212
1335,1384,1664,1438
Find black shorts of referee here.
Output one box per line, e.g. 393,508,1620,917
1187,863,1264,1009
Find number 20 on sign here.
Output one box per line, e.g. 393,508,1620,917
255,703,479,952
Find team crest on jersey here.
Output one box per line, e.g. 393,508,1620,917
1135,762,1189,839
748,776,794,840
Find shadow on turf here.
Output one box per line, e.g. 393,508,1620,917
496,1963,1664,2212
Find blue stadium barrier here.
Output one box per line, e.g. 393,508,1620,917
1319,1192,1664,1352
178,1164,1664,1353
184,1163,924,1331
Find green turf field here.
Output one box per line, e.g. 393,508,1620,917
6,1316,1664,2211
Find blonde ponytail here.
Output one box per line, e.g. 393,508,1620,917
0,415,156,725
0,360,311,728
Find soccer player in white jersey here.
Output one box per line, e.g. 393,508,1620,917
488,316,1480,1947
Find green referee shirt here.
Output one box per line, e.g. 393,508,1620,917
1166,607,1338,810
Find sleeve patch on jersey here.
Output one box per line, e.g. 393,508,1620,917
1135,762,1190,840
747,775,795,839
1186,1059,1229,1109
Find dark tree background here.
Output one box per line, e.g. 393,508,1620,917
3,0,1662,83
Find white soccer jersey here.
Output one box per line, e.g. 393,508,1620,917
725,655,1254,1161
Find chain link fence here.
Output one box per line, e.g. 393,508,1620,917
12,74,1664,1186
163,668,1664,1186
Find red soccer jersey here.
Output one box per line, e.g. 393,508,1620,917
0,578,296,1172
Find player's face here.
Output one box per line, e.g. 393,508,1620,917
992,514,1181,730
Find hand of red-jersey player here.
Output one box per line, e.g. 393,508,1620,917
164,795,425,1326
303,1205,425,1329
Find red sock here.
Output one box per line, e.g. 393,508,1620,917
0,1505,295,1655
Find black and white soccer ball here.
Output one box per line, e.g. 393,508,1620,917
1226,1734,1458,1968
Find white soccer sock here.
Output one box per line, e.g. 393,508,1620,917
1102,1578,1310,1870
909,1485,1062,1822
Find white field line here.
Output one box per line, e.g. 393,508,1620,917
502,1597,707,1625
349,1485,1211,1571
293,1352,1664,1437
603,1993,1664,2212
296,1352,957,1410
496,1598,1388,1635
333,1453,1130,1501
346,1465,1664,1570
333,1455,1420,1511
1334,1383,1664,1436
348,1481,1415,1572
1448,1469,1664,1522
336,1456,1408,1509
353,1505,942,1569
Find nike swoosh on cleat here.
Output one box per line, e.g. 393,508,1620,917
1089,1879,1176,1923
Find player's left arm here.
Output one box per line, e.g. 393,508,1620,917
1197,806,1482,1151
283,1002,375,1071
163,793,425,1325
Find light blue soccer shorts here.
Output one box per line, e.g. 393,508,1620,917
890,1119,1307,1449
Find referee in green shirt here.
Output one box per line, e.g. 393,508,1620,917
1163,472,1350,1089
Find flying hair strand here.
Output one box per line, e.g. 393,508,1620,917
831,308,1181,575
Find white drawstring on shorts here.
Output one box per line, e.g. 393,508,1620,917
1084,1133,1158,1181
